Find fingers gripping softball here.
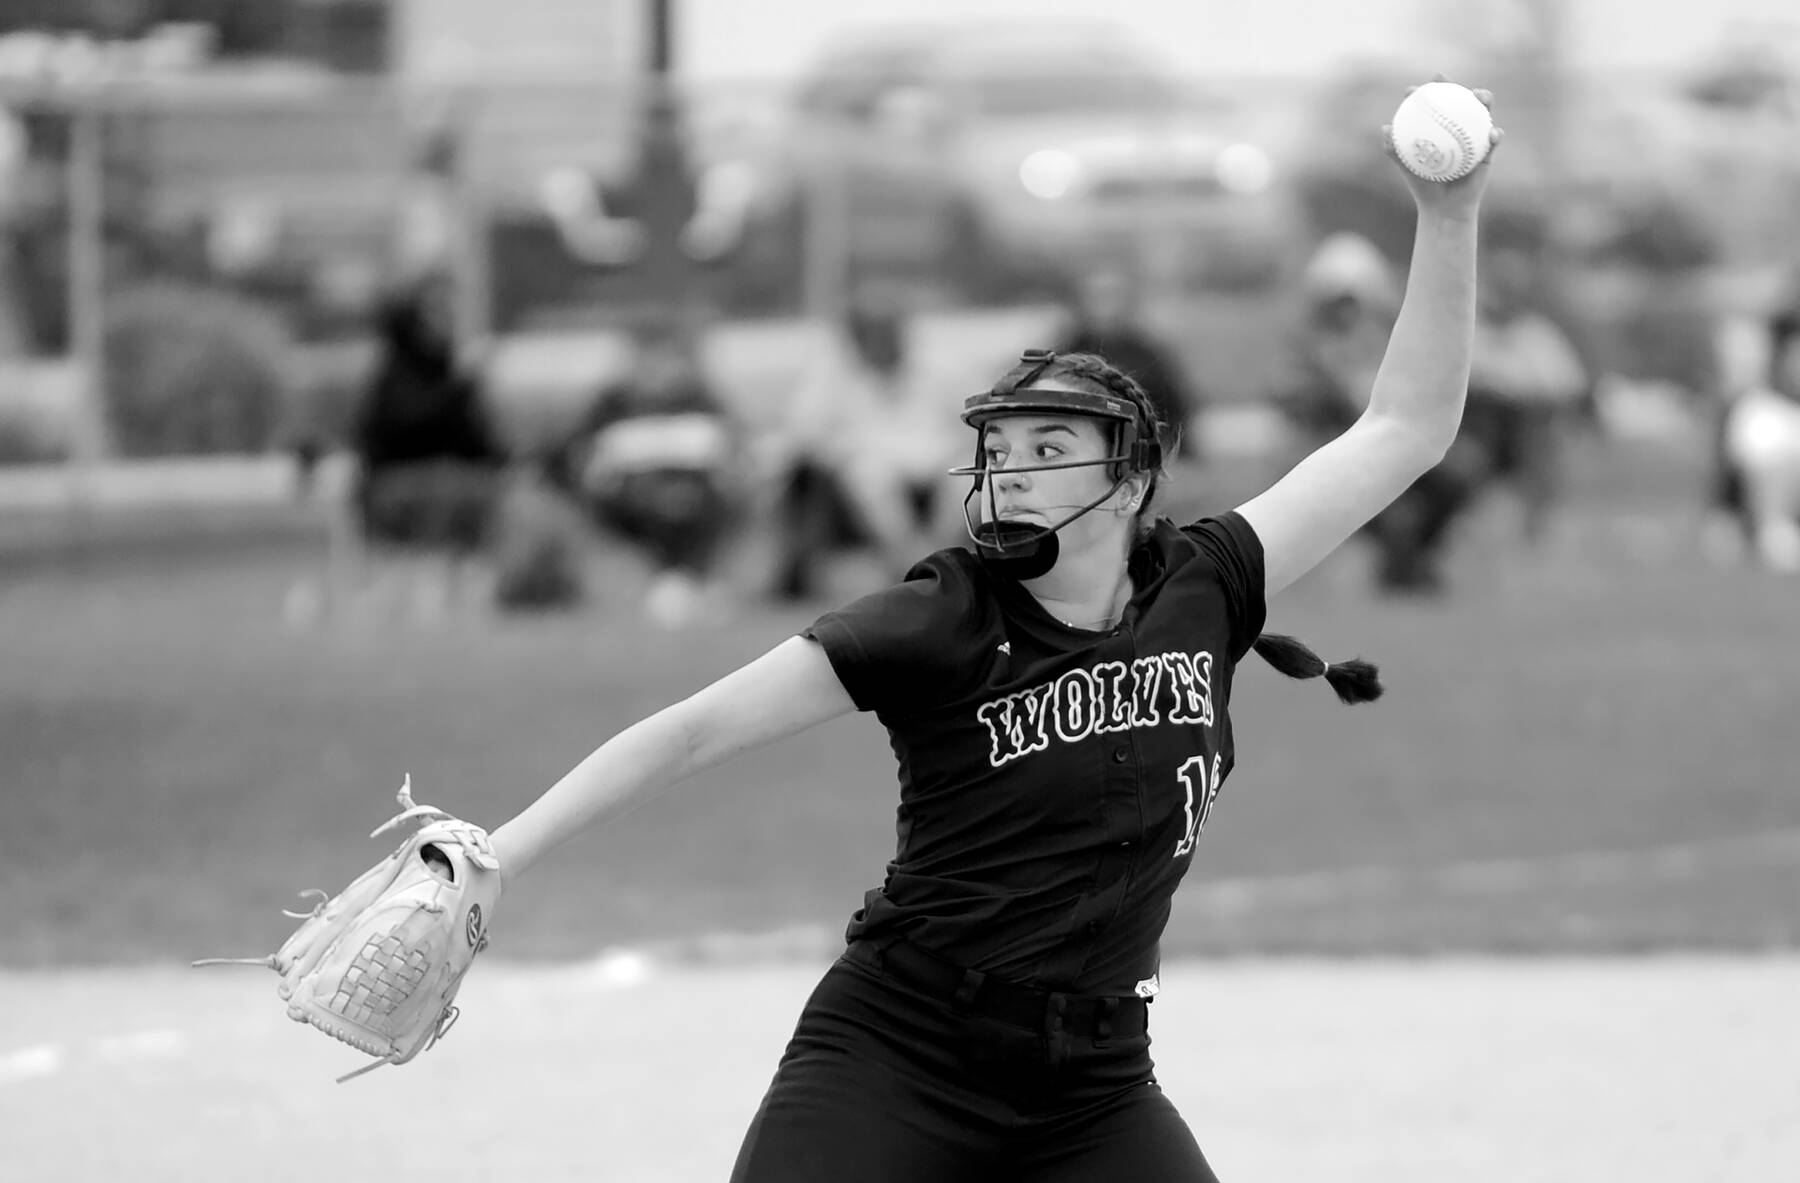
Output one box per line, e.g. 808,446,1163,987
194,775,502,1083
1382,78,1502,216
1389,81,1495,182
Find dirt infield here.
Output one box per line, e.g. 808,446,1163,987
4,954,1796,1182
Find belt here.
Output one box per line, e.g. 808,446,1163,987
846,938,1148,1039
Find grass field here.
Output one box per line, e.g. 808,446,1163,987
4,424,1799,1181
3,426,1795,969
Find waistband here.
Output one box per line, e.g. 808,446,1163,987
845,937,1149,1040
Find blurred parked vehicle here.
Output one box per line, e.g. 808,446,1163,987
728,19,1298,301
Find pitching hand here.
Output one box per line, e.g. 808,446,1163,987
1382,79,1501,217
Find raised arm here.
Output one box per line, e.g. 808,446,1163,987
1238,86,1499,597
488,635,856,882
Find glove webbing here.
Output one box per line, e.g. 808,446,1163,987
333,935,431,1024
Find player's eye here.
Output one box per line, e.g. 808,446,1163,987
1034,443,1063,461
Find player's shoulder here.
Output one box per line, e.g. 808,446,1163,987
803,545,1003,711
1162,511,1262,566
1157,512,1266,661
910,543,985,581
898,545,992,613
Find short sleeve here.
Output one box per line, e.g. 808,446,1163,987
801,550,986,714
1183,511,1267,662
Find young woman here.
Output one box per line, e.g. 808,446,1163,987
488,86,1499,1181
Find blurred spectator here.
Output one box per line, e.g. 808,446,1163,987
1719,307,1800,572
1272,232,1398,441
1461,230,1591,545
551,312,743,627
1273,232,1484,593
349,274,507,618
1052,261,1198,456
766,286,960,601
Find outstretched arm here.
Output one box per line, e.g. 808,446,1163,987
1238,86,1499,597
489,636,856,882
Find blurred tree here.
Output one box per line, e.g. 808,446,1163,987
103,279,291,456
1685,47,1795,113
0,0,389,70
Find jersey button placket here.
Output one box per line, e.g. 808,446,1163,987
1101,630,1144,857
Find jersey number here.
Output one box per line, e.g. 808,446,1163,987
1173,753,1224,858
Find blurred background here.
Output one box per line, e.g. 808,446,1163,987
1,0,1796,473
2,2,1799,1179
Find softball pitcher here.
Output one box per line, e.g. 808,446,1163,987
486,84,1499,1180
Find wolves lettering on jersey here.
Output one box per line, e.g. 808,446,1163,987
974,649,1215,768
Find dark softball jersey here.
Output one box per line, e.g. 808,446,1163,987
803,511,1266,999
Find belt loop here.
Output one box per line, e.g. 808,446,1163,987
1096,996,1118,1042
952,967,986,1011
1046,992,1067,1034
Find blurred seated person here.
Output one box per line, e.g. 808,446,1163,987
1272,232,1482,593
1461,223,1590,545
551,312,743,626
1271,232,1398,442
767,287,960,601
1721,307,1800,572
1052,261,1198,457
349,274,507,617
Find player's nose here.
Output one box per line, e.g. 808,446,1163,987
990,462,1029,492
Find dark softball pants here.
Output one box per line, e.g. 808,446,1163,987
729,938,1220,1182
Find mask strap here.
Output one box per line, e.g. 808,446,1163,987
989,349,1057,396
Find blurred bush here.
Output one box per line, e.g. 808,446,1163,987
0,411,69,464
0,358,77,464
102,281,291,456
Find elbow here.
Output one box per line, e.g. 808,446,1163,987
659,694,745,783
1411,429,1456,473
1361,410,1457,477
605,705,708,796
1366,368,1472,454
1409,430,1459,482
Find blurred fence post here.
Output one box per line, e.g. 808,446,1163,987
800,162,850,320
446,92,492,360
65,93,108,478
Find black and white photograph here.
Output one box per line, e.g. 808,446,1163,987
2,1,1797,1179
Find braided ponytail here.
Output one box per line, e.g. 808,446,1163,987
1251,633,1383,704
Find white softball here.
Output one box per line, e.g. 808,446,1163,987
1389,82,1493,183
